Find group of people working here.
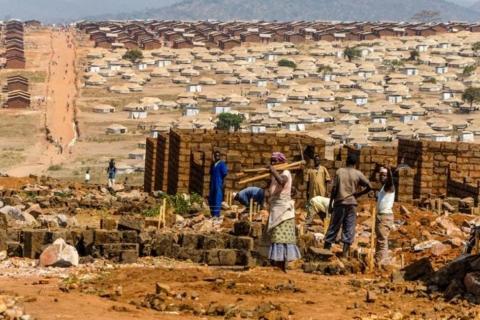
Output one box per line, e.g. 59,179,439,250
209,150,396,272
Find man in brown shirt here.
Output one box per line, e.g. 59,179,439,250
306,155,331,199
324,153,372,258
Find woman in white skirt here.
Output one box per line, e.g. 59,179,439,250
267,152,301,272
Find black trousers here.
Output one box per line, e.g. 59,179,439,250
325,205,357,246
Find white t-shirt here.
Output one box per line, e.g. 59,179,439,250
85,173,90,181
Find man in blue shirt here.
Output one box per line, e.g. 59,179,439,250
234,186,265,209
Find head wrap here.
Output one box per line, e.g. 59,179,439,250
379,167,388,174
271,152,287,163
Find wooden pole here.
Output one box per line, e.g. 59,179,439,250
239,162,305,185
368,204,377,272
162,198,167,229
249,198,253,222
242,161,305,174
157,203,162,230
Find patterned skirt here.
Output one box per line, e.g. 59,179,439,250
269,218,301,262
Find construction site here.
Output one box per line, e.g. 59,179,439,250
3,18,480,320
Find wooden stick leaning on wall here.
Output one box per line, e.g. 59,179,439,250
162,198,167,228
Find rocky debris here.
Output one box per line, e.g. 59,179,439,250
39,238,79,267
118,215,145,232
0,294,33,320
366,290,377,303
37,214,77,228
402,257,434,281
0,206,37,227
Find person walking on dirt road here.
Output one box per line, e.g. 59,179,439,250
107,159,117,188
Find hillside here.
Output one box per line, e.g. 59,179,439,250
90,0,480,22
0,0,179,23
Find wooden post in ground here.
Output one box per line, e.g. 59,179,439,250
368,204,377,272
162,198,167,228
249,198,253,222
157,202,162,230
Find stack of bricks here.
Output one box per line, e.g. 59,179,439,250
146,129,325,204
143,138,157,193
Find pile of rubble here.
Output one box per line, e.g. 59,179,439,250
0,294,33,320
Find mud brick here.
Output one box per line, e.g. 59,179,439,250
0,213,6,231
152,233,178,257
206,249,237,266
94,229,121,245
23,229,48,259
118,215,145,232
0,230,7,251
7,229,21,242
101,243,139,257
233,221,251,236
7,241,23,257
177,248,204,263
121,230,138,243
120,250,139,264
80,229,95,253
100,218,117,230
46,231,68,244
236,250,255,267
201,235,226,250
230,236,254,251
181,233,202,249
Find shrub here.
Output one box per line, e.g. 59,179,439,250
278,59,296,69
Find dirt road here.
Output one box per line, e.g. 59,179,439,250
7,28,78,177
45,29,77,153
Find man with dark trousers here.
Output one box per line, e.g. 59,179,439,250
324,153,372,258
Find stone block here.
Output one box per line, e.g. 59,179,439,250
23,229,48,259
7,241,23,257
0,213,7,231
120,250,139,264
233,221,251,236
177,248,204,263
0,230,6,252
402,257,434,281
206,249,237,266
118,215,145,232
181,233,201,249
94,229,121,245
230,236,254,250
121,230,138,243
100,218,117,230
152,233,178,257
201,235,226,250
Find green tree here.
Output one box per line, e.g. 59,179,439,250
343,47,361,62
462,87,480,108
278,59,296,69
409,50,420,61
463,65,477,77
318,65,333,74
472,42,480,52
122,49,143,63
216,113,245,131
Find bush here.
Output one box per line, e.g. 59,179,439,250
48,165,62,171
142,193,204,217
122,49,143,63
463,65,476,77
216,113,245,131
278,59,296,69
343,47,361,62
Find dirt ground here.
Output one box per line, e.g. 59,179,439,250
0,257,474,320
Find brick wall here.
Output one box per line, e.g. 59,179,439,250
145,129,326,204
398,139,480,199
